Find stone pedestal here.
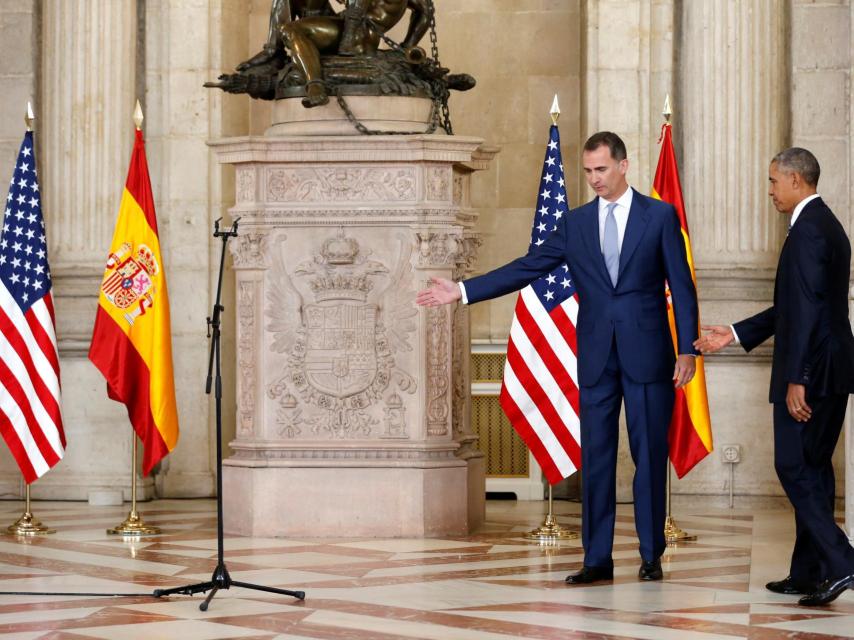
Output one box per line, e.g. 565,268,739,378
211,119,494,537
268,96,436,136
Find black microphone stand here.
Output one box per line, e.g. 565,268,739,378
153,217,305,611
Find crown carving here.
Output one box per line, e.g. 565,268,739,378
309,273,373,302
321,230,359,265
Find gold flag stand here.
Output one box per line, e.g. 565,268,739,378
664,464,696,544
7,484,55,535
107,435,160,535
523,485,578,542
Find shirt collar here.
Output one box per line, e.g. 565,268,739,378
791,193,820,228
599,186,634,213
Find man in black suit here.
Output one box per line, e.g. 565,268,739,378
696,147,854,606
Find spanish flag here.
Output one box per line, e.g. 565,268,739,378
89,127,179,475
651,121,713,477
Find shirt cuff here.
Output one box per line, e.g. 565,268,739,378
458,281,469,305
730,325,741,345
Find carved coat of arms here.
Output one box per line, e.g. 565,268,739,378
304,303,377,398
266,230,417,439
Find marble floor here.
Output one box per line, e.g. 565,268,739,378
0,499,850,639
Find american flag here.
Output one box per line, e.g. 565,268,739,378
0,130,65,483
498,124,581,485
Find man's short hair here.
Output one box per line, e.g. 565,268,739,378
772,147,821,187
583,131,627,161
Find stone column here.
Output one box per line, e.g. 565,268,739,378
670,0,790,503
679,0,789,271
450,151,496,532
213,132,493,537
19,0,148,500
584,0,675,191
141,0,253,498
0,0,38,489
789,0,853,538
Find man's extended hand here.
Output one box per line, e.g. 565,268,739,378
415,276,461,307
673,354,696,389
693,325,735,354
786,383,812,422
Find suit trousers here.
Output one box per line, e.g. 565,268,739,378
580,338,675,568
773,395,854,584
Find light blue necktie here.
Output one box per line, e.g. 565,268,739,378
603,202,619,286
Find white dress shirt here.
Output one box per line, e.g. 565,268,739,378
730,193,821,345
790,193,819,229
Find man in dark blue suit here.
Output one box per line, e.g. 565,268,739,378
697,147,854,606
417,132,699,582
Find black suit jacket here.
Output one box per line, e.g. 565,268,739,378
734,197,854,403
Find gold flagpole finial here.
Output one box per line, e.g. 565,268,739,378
25,102,34,132
133,100,144,130
550,94,560,126
663,93,672,123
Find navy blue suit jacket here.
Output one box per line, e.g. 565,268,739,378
464,189,699,387
733,198,854,403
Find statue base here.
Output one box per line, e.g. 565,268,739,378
267,95,436,136
210,126,497,538
223,461,468,538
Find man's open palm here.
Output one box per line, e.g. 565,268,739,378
416,277,461,307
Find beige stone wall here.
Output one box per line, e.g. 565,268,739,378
0,0,253,500
0,0,850,519
439,1,584,341
0,1,35,174
0,0,36,494
788,0,853,536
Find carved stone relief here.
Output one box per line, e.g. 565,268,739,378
266,167,417,203
452,172,464,206
230,232,269,269
426,305,450,437
236,282,257,437
236,167,256,203
267,376,302,438
266,230,417,439
415,231,461,269
381,392,408,439
453,235,482,281
425,166,451,201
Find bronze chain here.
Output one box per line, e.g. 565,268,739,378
335,0,453,135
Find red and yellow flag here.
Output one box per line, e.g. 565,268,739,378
89,129,179,475
651,122,713,478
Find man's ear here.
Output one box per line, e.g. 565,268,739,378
619,158,629,175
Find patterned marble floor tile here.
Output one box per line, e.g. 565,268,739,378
0,500,849,639
70,619,277,640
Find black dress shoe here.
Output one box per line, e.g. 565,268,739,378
638,559,663,581
798,573,854,606
766,576,814,595
565,566,614,584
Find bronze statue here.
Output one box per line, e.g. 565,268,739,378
236,0,336,75
206,0,474,133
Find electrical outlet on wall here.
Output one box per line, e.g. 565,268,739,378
721,444,741,464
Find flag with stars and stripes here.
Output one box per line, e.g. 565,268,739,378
498,124,581,485
0,130,65,482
